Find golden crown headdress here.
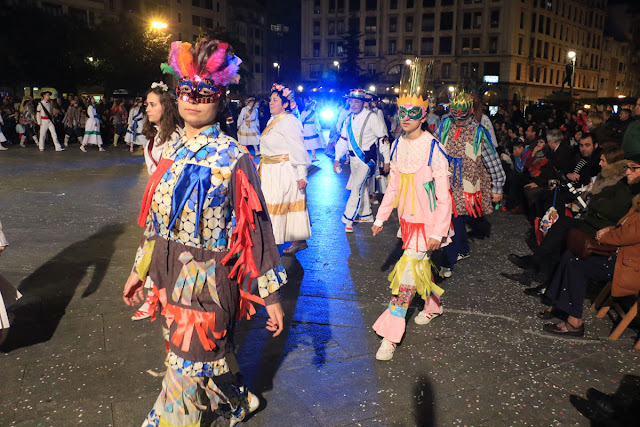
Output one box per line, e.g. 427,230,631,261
396,57,433,109
451,91,473,111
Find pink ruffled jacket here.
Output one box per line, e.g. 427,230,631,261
374,132,453,251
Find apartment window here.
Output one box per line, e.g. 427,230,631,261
543,41,548,59
390,0,397,9
440,12,453,30
460,63,469,77
365,39,377,56
421,37,434,55
520,11,524,29
204,18,213,28
536,39,542,58
310,64,323,78
192,15,200,26
328,20,335,35
255,29,261,38
368,63,377,75
349,0,360,11
338,0,345,11
192,0,200,6
313,20,320,36
365,16,377,34
329,0,336,12
337,20,345,34
205,0,213,9
313,41,320,57
337,41,345,56
366,0,377,10
389,16,397,32
462,37,471,53
529,66,534,82
472,37,480,53
405,38,414,54
490,10,499,28
388,39,397,54
551,45,555,62
536,66,541,82
543,67,547,83
405,16,414,32
328,41,336,56
463,13,471,29
545,17,550,35
314,0,321,13
516,63,521,80
406,0,414,8
254,44,261,55
531,13,536,32
423,0,435,6
178,12,182,23
441,0,453,5
473,12,482,28
254,63,262,73
489,36,498,53
518,37,523,55
538,15,544,33
422,13,434,31
439,36,452,54
441,63,451,79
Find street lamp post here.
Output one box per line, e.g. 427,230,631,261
273,62,280,80
567,51,576,100
333,60,340,75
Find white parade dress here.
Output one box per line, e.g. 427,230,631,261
300,108,325,151
237,106,261,148
125,106,148,146
259,112,312,244
82,105,103,146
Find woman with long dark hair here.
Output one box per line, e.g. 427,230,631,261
122,38,286,426
130,82,184,321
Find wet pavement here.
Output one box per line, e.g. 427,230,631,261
1,144,639,426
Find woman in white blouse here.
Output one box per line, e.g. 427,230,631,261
0,218,21,345
259,84,311,254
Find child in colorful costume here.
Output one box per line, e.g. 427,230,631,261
371,59,452,361
122,38,287,427
436,91,505,275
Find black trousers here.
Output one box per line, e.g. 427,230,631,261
544,250,615,319
532,216,585,283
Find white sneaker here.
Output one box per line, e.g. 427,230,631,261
414,308,443,325
440,267,452,278
0,145,7,151
354,216,374,223
376,338,396,361
229,389,260,427
457,252,470,261
55,147,65,152
345,224,354,233
79,145,87,152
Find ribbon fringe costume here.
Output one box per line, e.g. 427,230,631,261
136,124,287,426
259,109,312,245
436,96,505,270
372,131,453,343
236,105,260,152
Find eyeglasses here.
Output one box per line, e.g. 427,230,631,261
624,165,640,172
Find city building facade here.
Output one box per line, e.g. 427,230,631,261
301,0,635,106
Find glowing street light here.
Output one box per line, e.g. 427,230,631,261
369,85,376,92
297,85,304,92
448,86,455,93
151,21,168,30
273,62,280,79
87,57,94,62
333,60,340,76
405,59,413,65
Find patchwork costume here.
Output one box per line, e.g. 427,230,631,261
236,101,260,154
335,89,390,227
436,92,505,271
136,40,286,427
371,59,452,354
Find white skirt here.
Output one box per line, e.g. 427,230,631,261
303,135,323,150
237,127,260,147
0,273,21,330
261,161,311,244
82,118,103,146
0,129,6,143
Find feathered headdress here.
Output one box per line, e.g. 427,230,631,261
451,91,473,111
161,39,242,87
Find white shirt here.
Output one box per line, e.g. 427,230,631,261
335,109,390,163
36,100,53,125
260,113,311,180
0,218,7,247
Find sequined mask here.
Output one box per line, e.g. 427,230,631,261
451,108,472,121
398,105,426,121
177,78,223,104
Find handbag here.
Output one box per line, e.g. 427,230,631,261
567,228,617,260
